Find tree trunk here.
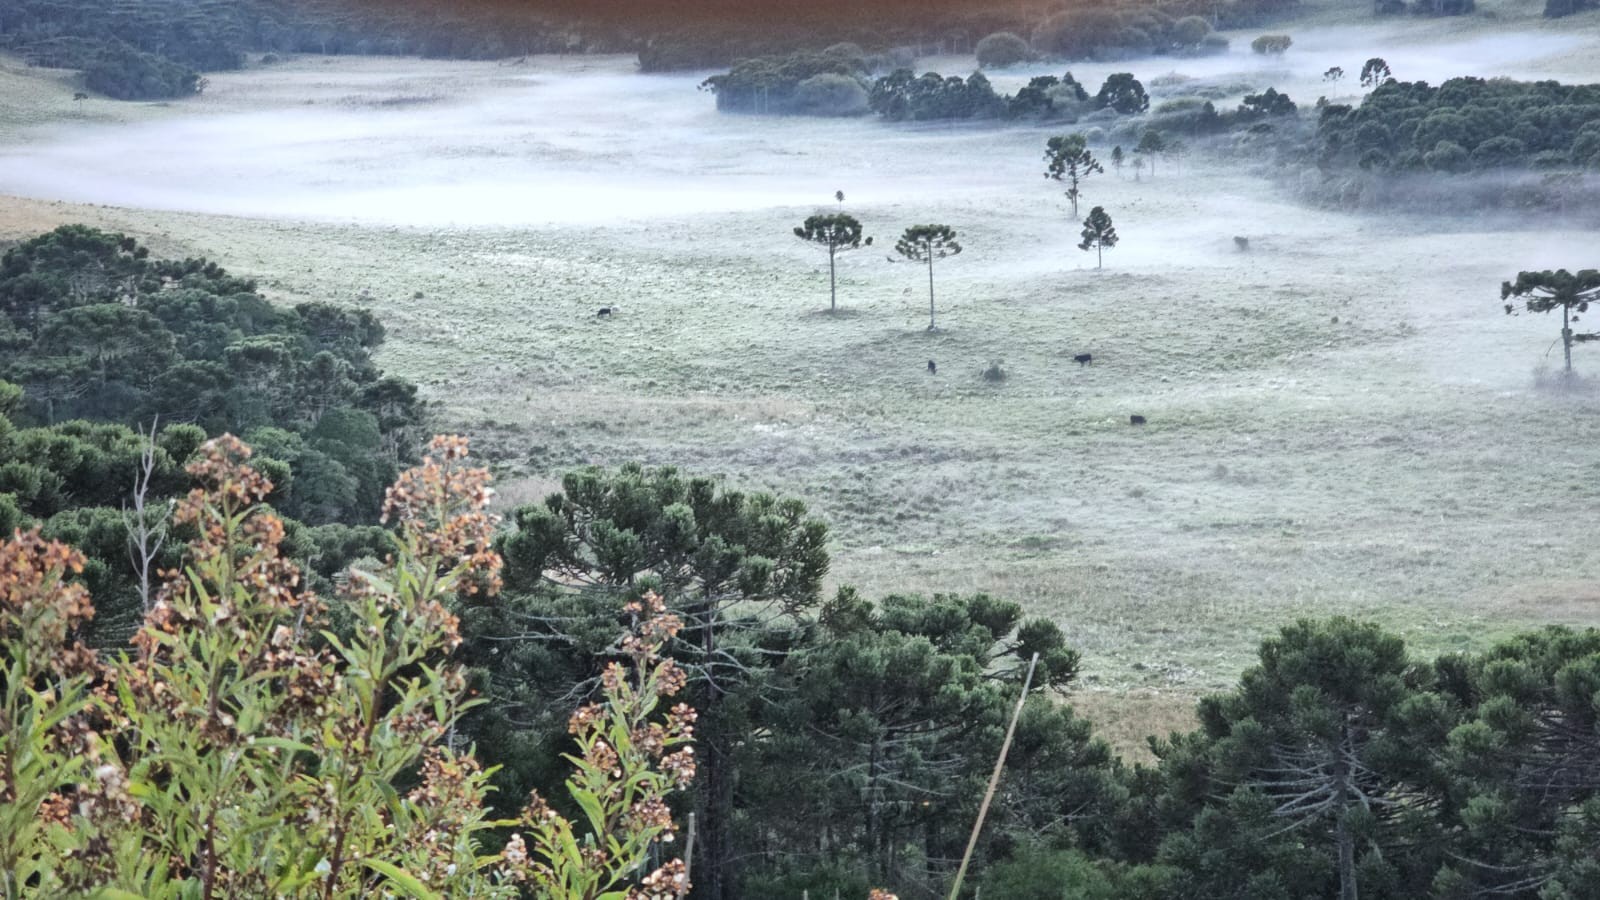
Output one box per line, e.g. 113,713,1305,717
829,246,837,312
699,735,735,900
1563,304,1573,373
695,604,736,900
926,254,936,331
1334,727,1358,900
1337,812,1358,900
1097,242,1103,269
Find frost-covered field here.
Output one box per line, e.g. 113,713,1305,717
2,7,1598,744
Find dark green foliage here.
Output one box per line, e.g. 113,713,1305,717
895,225,962,330
1008,72,1091,119
1240,87,1298,118
1431,627,1600,896
2,0,628,96
792,73,870,116
1078,207,1119,269
867,68,1005,121
0,226,422,524
1250,34,1293,55
716,58,1150,124
1360,58,1394,89
1502,269,1600,373
471,463,829,900
1095,73,1150,115
1546,0,1599,15
1149,619,1447,900
1318,76,1600,174
746,590,1100,890
82,39,205,100
1136,129,1167,176
978,847,1167,900
463,464,1113,898
975,31,1031,68
1045,134,1104,217
1027,3,1246,61
699,52,868,115
1171,16,1213,51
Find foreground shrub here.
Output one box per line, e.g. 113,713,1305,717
0,434,704,897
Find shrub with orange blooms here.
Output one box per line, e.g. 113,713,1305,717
0,433,717,899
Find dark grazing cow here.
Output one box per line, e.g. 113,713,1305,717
927,359,937,374
1129,414,1147,426
596,307,614,317
1073,353,1092,366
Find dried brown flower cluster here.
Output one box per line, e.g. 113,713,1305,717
501,590,697,899
0,435,732,900
0,529,96,676
381,433,502,596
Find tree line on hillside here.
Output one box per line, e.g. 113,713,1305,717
1318,76,1600,173
4,429,1598,899
0,225,421,643
703,57,1160,120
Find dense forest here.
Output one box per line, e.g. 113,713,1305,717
0,226,415,641
1318,77,1600,172
3,229,1599,897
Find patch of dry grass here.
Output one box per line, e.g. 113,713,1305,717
1070,690,1201,765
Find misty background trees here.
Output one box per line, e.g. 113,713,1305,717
1079,207,1119,269
1045,134,1104,218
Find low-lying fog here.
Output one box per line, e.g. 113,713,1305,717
0,28,1587,227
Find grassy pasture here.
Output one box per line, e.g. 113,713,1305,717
3,8,1600,747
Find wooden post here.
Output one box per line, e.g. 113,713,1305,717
946,653,1039,900
683,812,696,885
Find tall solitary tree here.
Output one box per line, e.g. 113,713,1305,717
894,225,963,330
1044,133,1104,218
1110,145,1125,177
1502,268,1600,374
1136,128,1167,177
1078,207,1118,269
795,213,873,312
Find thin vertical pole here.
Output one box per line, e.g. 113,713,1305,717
946,653,1039,900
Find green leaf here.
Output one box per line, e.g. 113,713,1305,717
361,859,443,900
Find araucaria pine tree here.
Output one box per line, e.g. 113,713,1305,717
894,225,963,330
795,213,872,312
1078,207,1118,269
1502,268,1600,374
1044,133,1103,218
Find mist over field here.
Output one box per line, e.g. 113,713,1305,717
2,12,1599,698
0,27,1589,226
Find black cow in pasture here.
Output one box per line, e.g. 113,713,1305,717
597,306,615,318
1073,353,1092,366
1129,415,1147,426
927,359,937,374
